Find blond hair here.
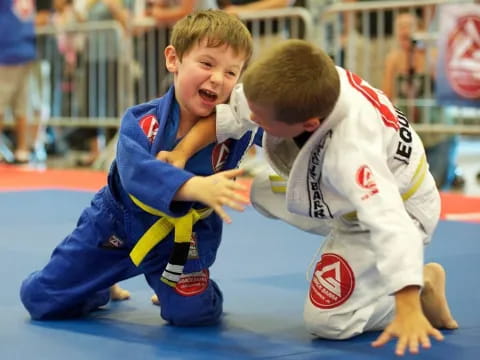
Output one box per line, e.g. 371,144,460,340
170,9,253,65
243,39,340,124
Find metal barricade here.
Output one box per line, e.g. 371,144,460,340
35,21,129,128
131,8,314,105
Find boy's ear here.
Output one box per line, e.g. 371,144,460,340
165,45,178,73
303,117,321,132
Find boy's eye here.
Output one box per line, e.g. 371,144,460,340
200,61,212,67
227,71,237,77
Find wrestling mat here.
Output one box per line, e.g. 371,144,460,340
0,165,479,359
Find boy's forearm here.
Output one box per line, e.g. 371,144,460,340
176,116,216,158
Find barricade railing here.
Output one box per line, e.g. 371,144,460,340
35,21,129,128
130,7,314,105
312,0,480,135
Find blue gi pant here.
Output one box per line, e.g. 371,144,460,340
20,188,223,326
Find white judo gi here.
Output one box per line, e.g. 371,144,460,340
216,67,441,339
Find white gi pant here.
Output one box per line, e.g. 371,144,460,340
250,172,440,340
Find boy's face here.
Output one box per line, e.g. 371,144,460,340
165,39,246,120
247,100,321,138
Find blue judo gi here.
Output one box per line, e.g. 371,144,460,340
20,87,262,326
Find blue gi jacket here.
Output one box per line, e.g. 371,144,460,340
107,86,261,273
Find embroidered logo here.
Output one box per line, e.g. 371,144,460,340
188,233,199,259
211,139,232,172
309,253,355,309
175,269,209,296
139,115,159,143
101,235,124,249
356,165,379,200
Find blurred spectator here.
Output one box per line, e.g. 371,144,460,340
74,0,134,166
220,0,294,60
0,0,37,164
382,12,462,190
148,0,217,25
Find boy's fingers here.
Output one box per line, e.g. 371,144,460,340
372,331,391,347
222,168,245,178
408,337,419,354
395,337,408,356
420,334,431,349
430,328,444,341
214,206,232,224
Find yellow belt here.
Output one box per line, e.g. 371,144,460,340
128,195,213,286
268,155,428,222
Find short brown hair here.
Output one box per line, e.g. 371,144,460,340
243,39,340,124
170,10,253,65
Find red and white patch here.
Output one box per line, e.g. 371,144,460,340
356,165,379,200
13,0,34,21
139,115,159,143
211,140,232,173
309,253,355,309
175,269,209,296
446,15,480,99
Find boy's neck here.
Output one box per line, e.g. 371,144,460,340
293,131,313,149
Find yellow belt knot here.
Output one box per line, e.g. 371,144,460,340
128,195,213,286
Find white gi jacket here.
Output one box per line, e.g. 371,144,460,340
217,67,440,300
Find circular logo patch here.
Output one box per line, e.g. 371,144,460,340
356,165,376,190
175,269,209,296
309,253,355,309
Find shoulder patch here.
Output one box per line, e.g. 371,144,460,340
139,114,159,143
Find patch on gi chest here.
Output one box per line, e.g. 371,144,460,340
309,253,355,309
139,114,159,143
174,269,209,296
211,139,232,172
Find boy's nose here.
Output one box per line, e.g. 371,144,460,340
210,71,223,85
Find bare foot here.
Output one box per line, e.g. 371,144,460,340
110,284,131,301
421,262,459,329
151,294,160,306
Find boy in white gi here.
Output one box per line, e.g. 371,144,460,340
157,39,459,356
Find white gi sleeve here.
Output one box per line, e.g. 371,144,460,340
324,128,424,296
216,83,258,143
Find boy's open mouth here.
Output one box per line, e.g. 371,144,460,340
199,89,218,103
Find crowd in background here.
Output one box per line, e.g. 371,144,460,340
1,0,476,190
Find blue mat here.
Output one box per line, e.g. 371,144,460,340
0,190,478,359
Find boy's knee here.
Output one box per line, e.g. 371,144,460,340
303,305,364,340
160,280,223,326
20,273,52,320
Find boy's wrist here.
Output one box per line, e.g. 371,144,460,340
394,285,422,314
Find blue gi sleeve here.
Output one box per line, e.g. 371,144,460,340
115,105,195,217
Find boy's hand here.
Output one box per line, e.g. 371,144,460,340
157,150,188,169
371,286,444,356
175,168,250,223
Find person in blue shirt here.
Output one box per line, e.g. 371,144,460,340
0,0,37,163
20,9,260,326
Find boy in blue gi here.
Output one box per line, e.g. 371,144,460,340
20,9,258,326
